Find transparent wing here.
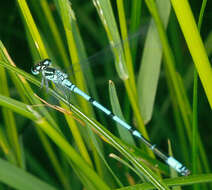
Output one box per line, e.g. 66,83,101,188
49,27,146,104
69,27,146,77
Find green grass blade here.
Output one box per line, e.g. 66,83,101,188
109,153,145,182
36,129,72,190
144,0,192,134
0,92,99,189
0,42,60,131
117,174,212,190
129,0,143,62
0,127,16,164
61,103,94,168
129,0,143,34
56,0,104,175
57,0,94,114
34,118,111,190
142,2,210,173
116,0,137,95
137,0,171,124
170,0,212,107
54,0,99,104
205,32,212,54
88,129,123,187
0,68,22,168
39,0,70,68
192,2,207,190
0,158,57,190
0,47,23,168
108,80,135,145
82,122,169,189
93,0,128,80
24,149,57,186
17,0,48,58
166,72,190,165
0,94,36,120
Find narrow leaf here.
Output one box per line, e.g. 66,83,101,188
0,158,57,190
108,80,135,146
137,0,171,124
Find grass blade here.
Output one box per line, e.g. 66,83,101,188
170,0,212,107
0,158,57,190
17,0,48,58
108,80,135,145
117,174,212,190
192,1,207,190
137,0,171,124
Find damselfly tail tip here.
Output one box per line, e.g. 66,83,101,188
166,156,190,176
180,167,190,176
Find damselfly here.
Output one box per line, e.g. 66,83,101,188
32,59,190,176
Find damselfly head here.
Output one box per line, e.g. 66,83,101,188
31,59,52,75
40,59,52,66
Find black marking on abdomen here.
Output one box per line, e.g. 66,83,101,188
45,67,56,73
109,112,115,118
89,97,94,103
44,72,54,77
128,127,134,133
66,83,73,88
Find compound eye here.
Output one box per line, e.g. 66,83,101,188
42,58,52,66
63,73,68,78
31,66,40,75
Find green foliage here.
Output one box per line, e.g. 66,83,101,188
0,0,211,189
